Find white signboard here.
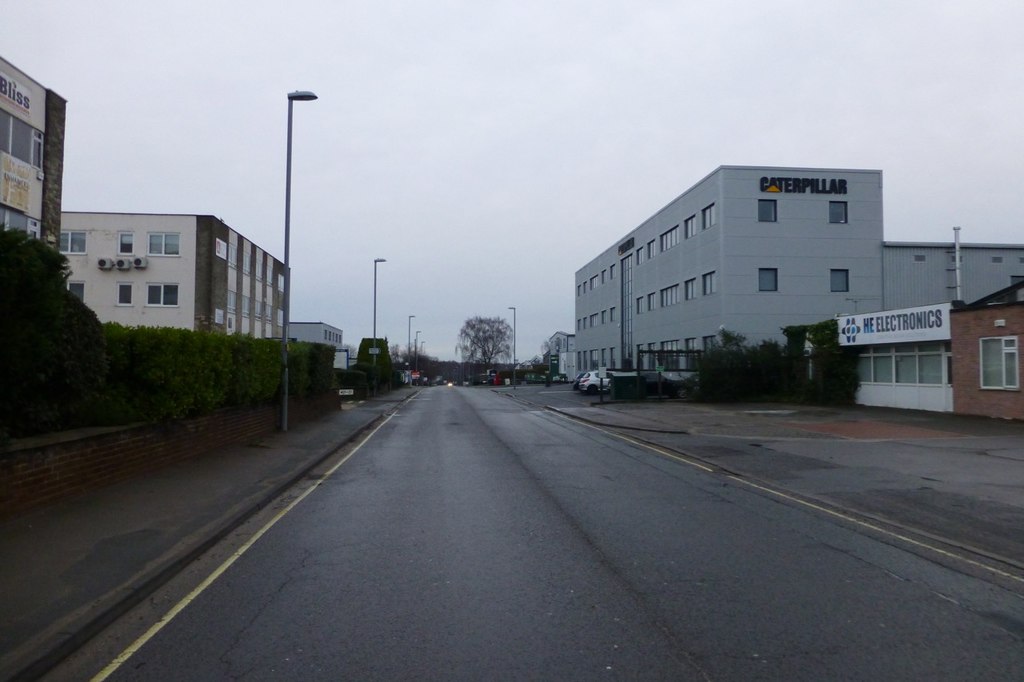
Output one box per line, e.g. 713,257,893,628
839,303,951,346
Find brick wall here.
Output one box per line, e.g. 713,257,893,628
0,393,337,519
951,304,1024,419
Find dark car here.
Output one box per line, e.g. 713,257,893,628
571,372,586,391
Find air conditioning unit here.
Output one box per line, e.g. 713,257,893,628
132,256,148,269
115,257,132,270
97,257,115,270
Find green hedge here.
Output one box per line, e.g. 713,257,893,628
98,325,336,423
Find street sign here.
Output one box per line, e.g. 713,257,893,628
368,347,380,355
338,388,355,396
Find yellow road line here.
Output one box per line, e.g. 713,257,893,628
91,413,396,681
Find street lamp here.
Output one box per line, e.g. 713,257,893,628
372,258,386,396
281,89,317,432
407,314,415,372
415,330,421,372
508,306,517,390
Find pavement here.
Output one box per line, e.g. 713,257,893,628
3,388,1024,680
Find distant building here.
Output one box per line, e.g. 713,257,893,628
61,212,284,338
0,55,66,244
574,165,1024,372
291,321,348,369
546,331,576,378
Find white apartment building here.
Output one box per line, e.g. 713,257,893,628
61,212,285,338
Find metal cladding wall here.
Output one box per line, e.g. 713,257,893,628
883,243,1024,309
574,165,884,369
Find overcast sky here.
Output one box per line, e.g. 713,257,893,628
7,1,1023,361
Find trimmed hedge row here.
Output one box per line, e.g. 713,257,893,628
95,324,337,424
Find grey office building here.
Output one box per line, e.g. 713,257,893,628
574,165,1024,372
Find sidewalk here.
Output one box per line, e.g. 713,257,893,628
0,393,411,682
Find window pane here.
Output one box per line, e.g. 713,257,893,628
164,285,178,306
918,354,942,384
165,234,180,255
148,285,162,305
980,338,1002,388
857,355,872,382
149,234,162,254
758,200,776,222
758,268,777,291
0,109,10,153
68,282,84,300
830,269,849,292
895,354,918,383
119,233,134,254
118,284,132,305
873,355,893,382
829,201,848,224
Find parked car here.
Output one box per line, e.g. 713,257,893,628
577,371,610,395
571,372,587,391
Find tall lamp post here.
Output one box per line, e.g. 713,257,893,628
372,258,386,396
407,314,415,380
414,330,421,373
508,306,517,389
281,89,317,432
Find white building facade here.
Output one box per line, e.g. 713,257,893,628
61,212,285,338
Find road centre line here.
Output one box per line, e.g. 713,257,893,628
551,409,1024,587
91,413,397,682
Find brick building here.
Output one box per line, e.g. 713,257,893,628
950,281,1024,420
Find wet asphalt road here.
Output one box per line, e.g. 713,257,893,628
98,387,1024,680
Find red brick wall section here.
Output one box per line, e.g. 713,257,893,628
0,393,339,520
951,305,1024,420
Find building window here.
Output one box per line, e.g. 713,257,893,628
992,256,1004,264
980,337,1018,389
702,271,717,295
702,335,716,350
242,295,251,318
636,248,644,265
257,259,264,281
610,347,616,368
118,232,134,254
660,226,679,251
601,309,607,324
914,255,926,262
609,306,616,321
684,215,696,239
647,292,656,310
646,240,655,259
701,203,716,230
758,268,778,292
660,284,680,307
227,290,237,314
117,283,132,305
590,313,598,327
267,262,273,282
684,278,696,300
684,337,697,351
636,296,644,314
147,283,179,306
32,130,43,168
228,243,237,268
609,264,616,279
590,275,598,288
148,233,180,256
68,281,85,300
243,250,252,274
601,269,606,284
255,300,263,319
829,201,848,224
278,273,285,292
830,268,849,292
758,199,777,222
59,231,86,254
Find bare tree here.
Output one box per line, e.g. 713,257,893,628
457,315,512,366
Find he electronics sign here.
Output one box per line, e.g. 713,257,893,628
839,303,950,346
760,176,847,194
